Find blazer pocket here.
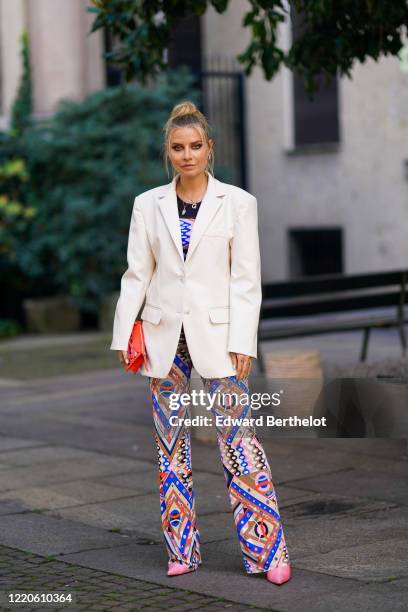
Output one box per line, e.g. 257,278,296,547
141,304,162,325
209,306,230,324
203,232,229,238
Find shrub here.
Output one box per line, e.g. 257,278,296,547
15,67,201,314
0,319,22,338
0,131,39,321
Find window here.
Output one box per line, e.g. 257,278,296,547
289,228,343,277
291,7,340,147
167,13,202,77
104,28,123,87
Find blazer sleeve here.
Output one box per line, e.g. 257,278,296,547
227,194,262,358
110,196,155,351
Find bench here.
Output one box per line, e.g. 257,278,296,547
257,269,408,373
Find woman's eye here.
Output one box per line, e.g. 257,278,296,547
173,145,202,150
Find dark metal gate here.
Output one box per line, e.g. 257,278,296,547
199,59,248,190
165,13,248,189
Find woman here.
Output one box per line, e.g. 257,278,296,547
110,101,291,584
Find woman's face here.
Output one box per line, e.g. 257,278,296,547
168,126,213,179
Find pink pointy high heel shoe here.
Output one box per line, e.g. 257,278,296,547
167,561,196,577
266,563,291,585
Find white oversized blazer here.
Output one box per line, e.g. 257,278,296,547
110,170,262,378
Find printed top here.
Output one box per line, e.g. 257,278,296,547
177,195,202,260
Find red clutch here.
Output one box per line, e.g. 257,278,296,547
125,320,148,373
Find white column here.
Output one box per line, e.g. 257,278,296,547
27,0,84,116
0,0,27,128
82,0,105,95
26,0,104,117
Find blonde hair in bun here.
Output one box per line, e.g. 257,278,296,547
163,100,215,178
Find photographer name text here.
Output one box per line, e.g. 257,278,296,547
168,415,327,427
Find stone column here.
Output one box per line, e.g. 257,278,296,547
26,0,104,117
82,0,105,96
0,0,27,127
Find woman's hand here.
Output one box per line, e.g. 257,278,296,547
229,352,253,380
117,350,129,366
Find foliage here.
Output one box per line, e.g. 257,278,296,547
88,1,408,95
0,133,54,322
0,319,22,338
7,67,201,313
0,44,36,321
10,31,33,136
0,155,35,261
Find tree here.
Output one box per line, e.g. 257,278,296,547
88,1,408,95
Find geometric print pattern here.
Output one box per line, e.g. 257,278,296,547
179,217,194,260
177,196,201,260
150,326,201,570
149,325,290,574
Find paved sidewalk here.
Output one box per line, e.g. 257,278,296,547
0,331,407,611
0,332,114,380
0,545,267,611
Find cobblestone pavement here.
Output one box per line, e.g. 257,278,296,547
0,545,273,612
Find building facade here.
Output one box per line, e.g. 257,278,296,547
203,1,408,280
0,0,104,124
1,0,407,280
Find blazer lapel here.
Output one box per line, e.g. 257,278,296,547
185,172,226,264
157,171,226,266
157,175,184,263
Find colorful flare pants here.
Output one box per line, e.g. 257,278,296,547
148,326,290,573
